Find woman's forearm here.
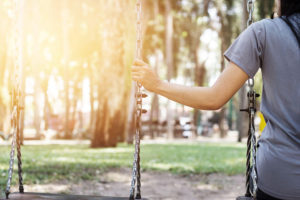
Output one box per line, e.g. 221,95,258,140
152,62,249,110
132,60,249,111
155,81,219,110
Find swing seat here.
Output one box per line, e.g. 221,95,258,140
236,196,253,200
0,193,147,200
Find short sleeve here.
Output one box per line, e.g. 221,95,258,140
224,21,266,78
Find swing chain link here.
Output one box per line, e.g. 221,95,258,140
6,0,24,198
130,0,144,199
247,0,254,27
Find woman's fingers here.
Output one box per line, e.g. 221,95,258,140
132,71,144,79
132,72,140,76
133,59,147,66
132,59,149,75
132,66,148,75
132,75,141,82
132,65,143,72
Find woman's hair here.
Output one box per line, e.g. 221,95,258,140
280,0,300,16
280,0,300,47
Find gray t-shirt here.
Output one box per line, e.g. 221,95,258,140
224,15,300,200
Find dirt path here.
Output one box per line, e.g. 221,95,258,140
21,168,245,200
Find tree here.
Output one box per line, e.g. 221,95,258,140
91,0,135,148
164,0,175,139
216,0,239,138
237,0,251,142
174,0,211,133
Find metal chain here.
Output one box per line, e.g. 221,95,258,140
247,0,255,90
247,0,254,27
245,129,251,197
6,106,17,199
6,0,24,198
246,0,258,198
135,0,142,60
129,0,144,199
238,1,258,199
243,90,258,198
242,89,259,198
250,109,257,198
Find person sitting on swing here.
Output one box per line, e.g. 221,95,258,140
132,0,300,199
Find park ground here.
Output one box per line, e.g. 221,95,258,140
0,136,248,200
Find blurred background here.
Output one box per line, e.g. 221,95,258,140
0,0,274,146
0,0,275,199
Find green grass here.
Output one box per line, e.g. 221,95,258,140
0,142,247,193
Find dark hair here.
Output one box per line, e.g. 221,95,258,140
280,0,300,16
280,0,300,47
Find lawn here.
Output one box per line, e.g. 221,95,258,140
0,142,247,193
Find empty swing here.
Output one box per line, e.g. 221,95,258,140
1,0,147,200
237,0,260,200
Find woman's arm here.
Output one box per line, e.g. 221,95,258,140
132,59,249,110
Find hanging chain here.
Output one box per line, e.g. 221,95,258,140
135,0,142,61
129,0,147,199
244,0,258,198
6,0,24,198
242,88,259,198
6,106,17,198
250,105,257,198
246,0,255,93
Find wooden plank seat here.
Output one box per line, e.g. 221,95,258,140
1,193,147,200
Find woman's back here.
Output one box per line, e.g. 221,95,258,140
257,14,300,200
225,13,300,200
260,14,300,135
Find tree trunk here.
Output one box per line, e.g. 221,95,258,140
165,0,174,139
43,87,50,131
70,83,80,134
237,0,249,142
126,84,136,144
149,50,160,139
20,77,25,143
89,64,95,134
107,110,123,147
62,0,71,139
0,43,7,133
219,41,228,138
19,2,25,144
193,48,206,136
91,1,132,147
34,73,41,138
118,91,129,143
150,94,159,139
91,99,108,148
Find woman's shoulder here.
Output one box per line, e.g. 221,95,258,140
246,18,287,41
251,17,285,31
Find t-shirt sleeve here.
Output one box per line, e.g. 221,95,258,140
224,22,265,78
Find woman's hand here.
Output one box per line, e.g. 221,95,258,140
132,59,163,92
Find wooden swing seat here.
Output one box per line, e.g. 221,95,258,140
1,193,147,200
